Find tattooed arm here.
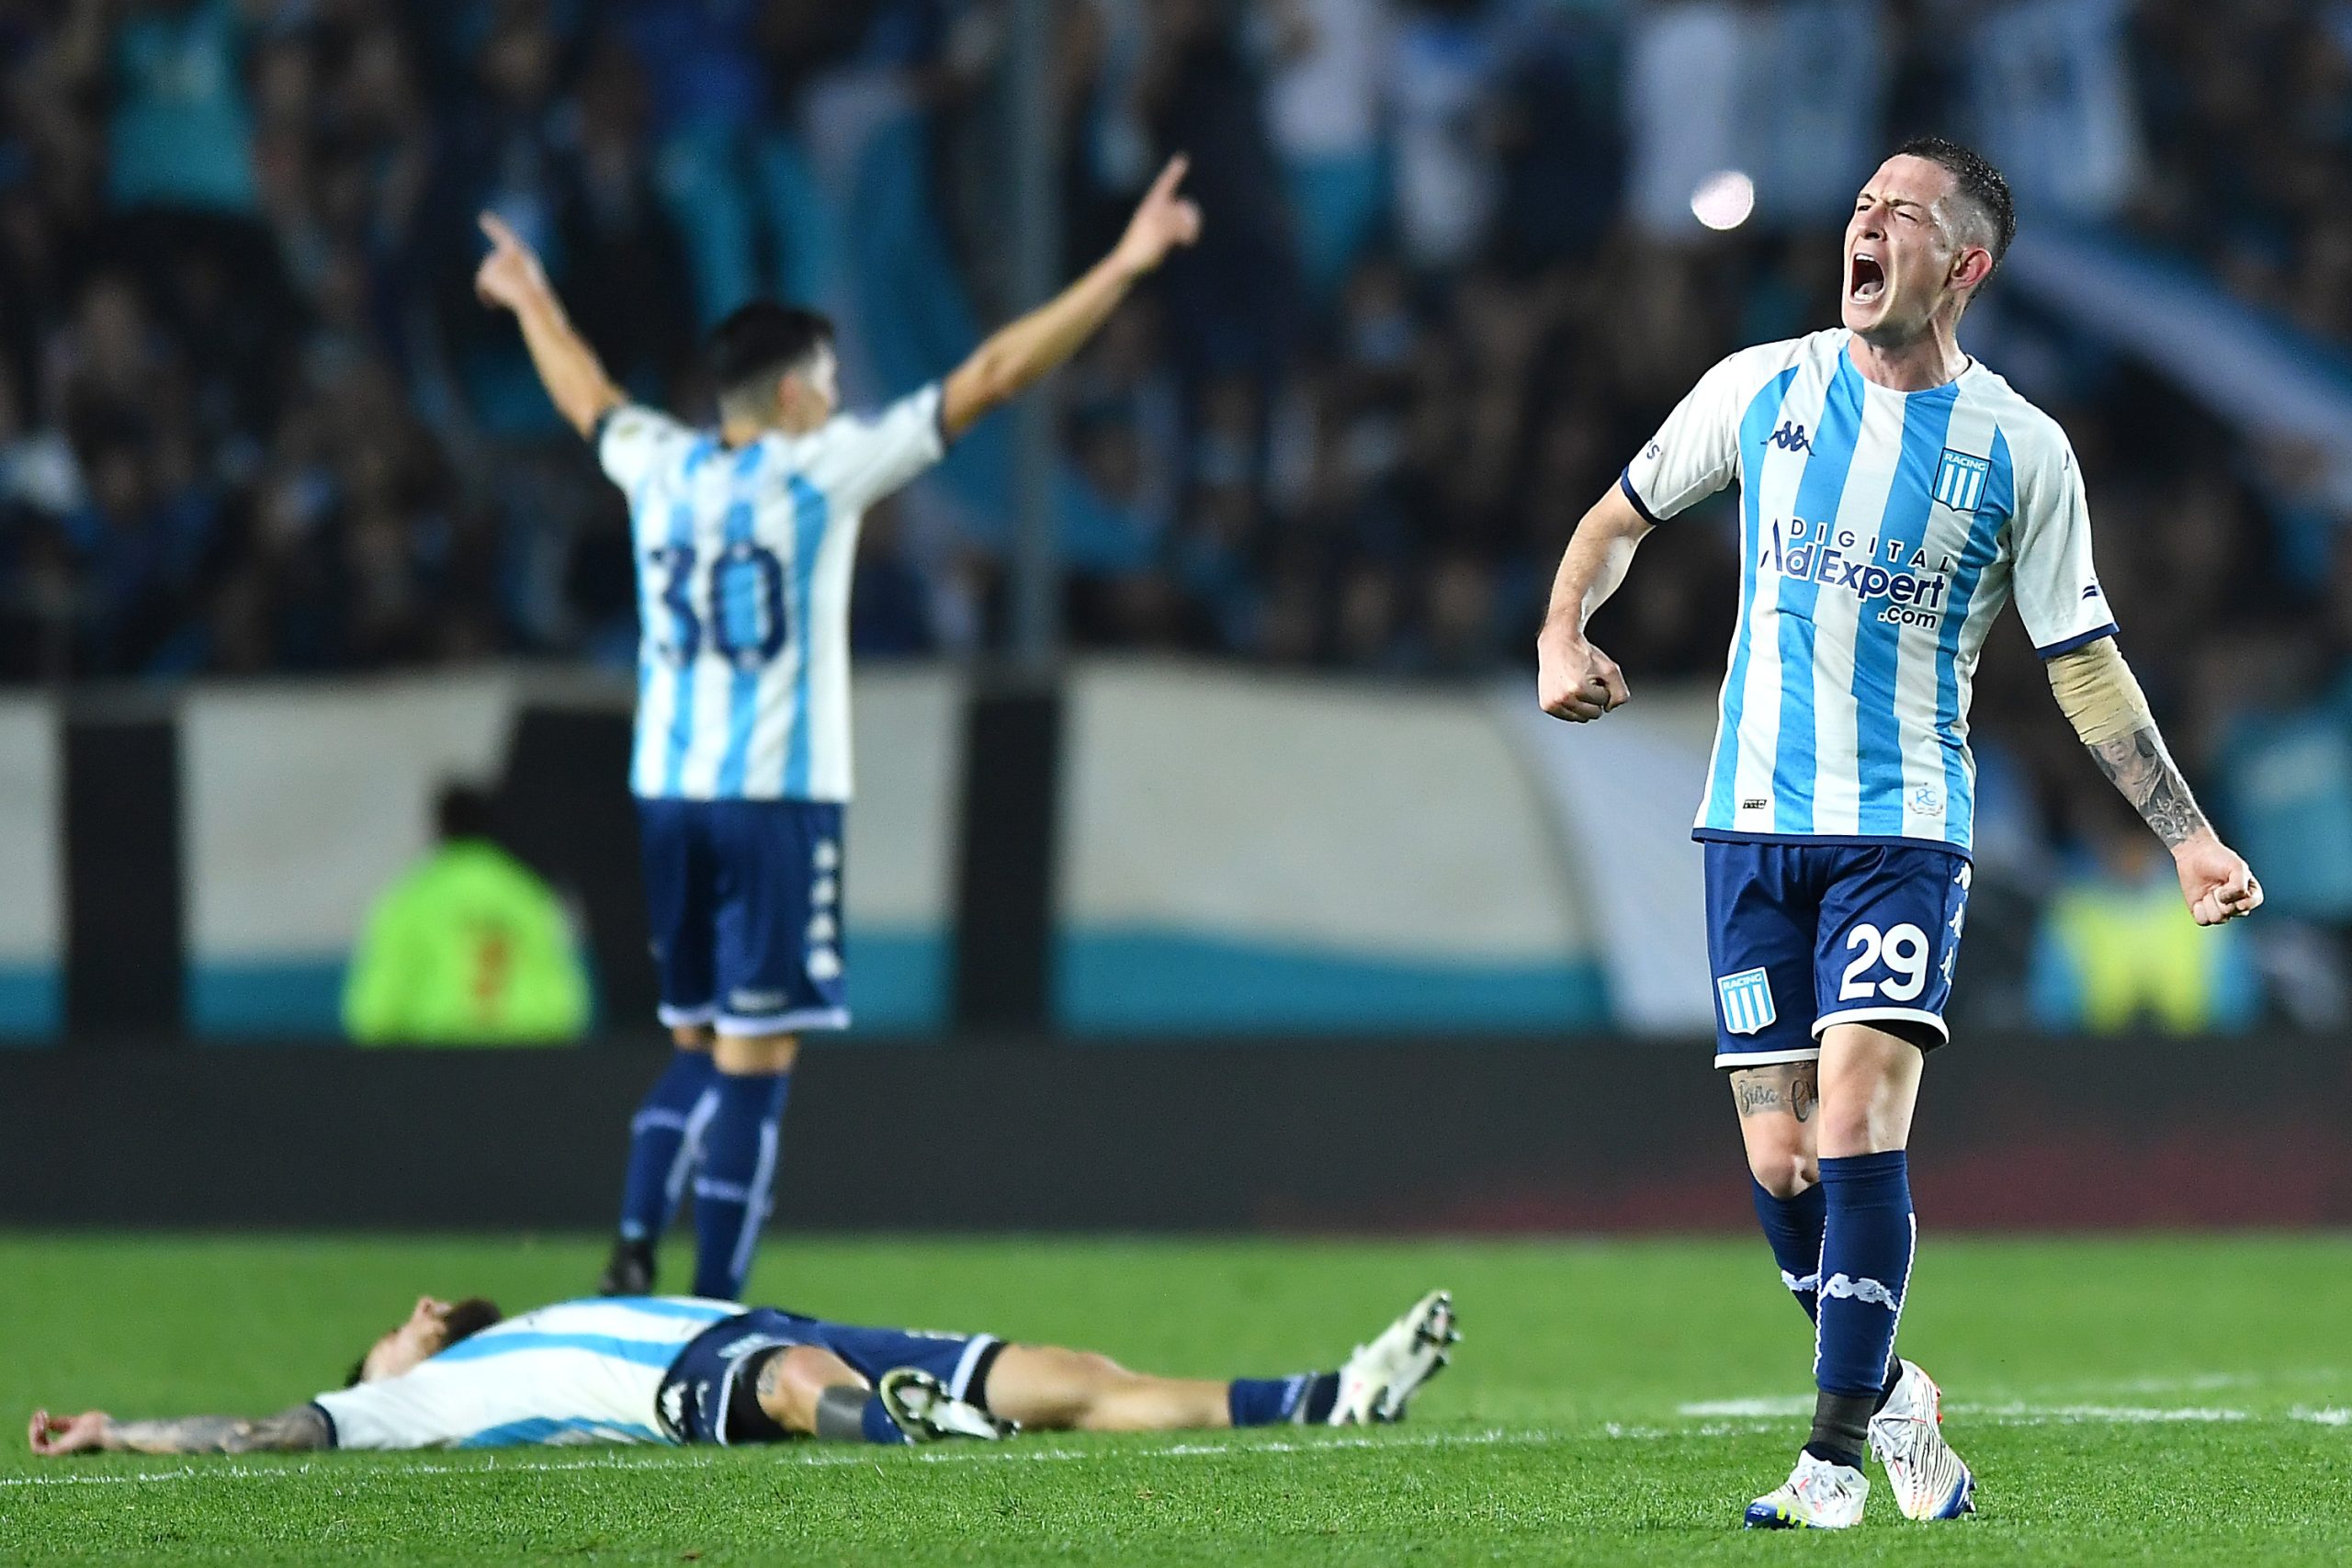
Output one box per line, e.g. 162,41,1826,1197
29,1404,332,1457
2082,725,2205,848
2048,638,2261,926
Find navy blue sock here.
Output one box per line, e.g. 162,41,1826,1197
689,1069,790,1301
1814,1151,1914,1398
1227,1372,1340,1427
1750,1179,1827,1323
860,1393,911,1446
616,1049,718,1243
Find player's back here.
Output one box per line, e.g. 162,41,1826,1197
1621,328,2112,855
593,386,947,806
312,1297,741,1450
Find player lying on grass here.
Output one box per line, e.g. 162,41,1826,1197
28,1289,1456,1456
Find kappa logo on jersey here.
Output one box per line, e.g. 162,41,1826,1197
1760,517,1955,627
658,1380,691,1441
1932,449,1991,513
1768,421,1813,454
1819,1272,1901,1310
1717,967,1778,1035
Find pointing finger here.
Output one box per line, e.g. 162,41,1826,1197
477,211,518,249
1149,154,1191,203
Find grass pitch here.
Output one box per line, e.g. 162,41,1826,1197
4,1232,2348,1564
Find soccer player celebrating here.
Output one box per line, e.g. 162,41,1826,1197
472,161,1203,1303
1533,139,2261,1529
28,1289,1456,1455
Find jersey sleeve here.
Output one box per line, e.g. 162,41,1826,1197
2009,432,2118,657
805,382,948,514
594,404,693,492
311,1371,466,1450
1620,352,1751,523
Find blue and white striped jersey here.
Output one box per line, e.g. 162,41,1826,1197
312,1297,739,1449
599,386,947,803
1622,329,2114,855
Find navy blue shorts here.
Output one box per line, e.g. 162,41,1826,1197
637,798,848,1035
1702,839,1970,1068
655,1308,1003,1445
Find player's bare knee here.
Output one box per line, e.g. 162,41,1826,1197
714,1032,798,1075
1815,1024,1924,1155
1740,1122,1816,1196
986,1345,1122,1428
670,1024,715,1051
1746,1144,1817,1198
1728,1064,1821,1194
761,1347,863,1434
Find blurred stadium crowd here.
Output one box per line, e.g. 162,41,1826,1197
1,0,2348,1026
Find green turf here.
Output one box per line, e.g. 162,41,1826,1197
5,1233,2349,1564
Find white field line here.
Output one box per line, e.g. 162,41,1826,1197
1681,1371,2351,1425
10,1404,2343,1490
1618,1410,2352,1448
0,1427,1520,1492
1679,1397,1811,1418
1669,1395,2352,1433
1674,1400,2253,1425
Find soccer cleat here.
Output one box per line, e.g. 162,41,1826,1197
1744,1452,1870,1529
597,1236,655,1297
1868,1359,1976,1520
1329,1289,1459,1425
877,1368,1016,1443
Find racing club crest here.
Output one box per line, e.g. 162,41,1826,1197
1932,449,1990,513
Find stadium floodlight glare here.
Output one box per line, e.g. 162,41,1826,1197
1691,170,1756,231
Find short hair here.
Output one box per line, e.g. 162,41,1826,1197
1893,135,2016,276
707,302,834,418
442,1297,503,1350
343,1297,504,1388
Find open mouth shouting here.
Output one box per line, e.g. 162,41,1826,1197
1849,250,1886,305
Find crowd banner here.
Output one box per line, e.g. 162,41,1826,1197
0,699,62,1041
1056,662,1608,1033
1497,686,1718,1036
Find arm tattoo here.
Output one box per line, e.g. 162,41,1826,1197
2086,725,2207,848
1729,1064,1815,1122
104,1404,331,1455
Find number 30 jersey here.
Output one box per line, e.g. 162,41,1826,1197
597,386,946,803
1621,329,2116,856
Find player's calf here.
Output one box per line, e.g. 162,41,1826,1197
690,1036,797,1302
986,1346,1235,1432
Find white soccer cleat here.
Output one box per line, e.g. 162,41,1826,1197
1868,1359,1976,1520
877,1368,1015,1443
1744,1451,1870,1529
1329,1289,1459,1426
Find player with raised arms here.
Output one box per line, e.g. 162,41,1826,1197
1533,137,2261,1529
28,1290,1456,1456
471,160,1203,1304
